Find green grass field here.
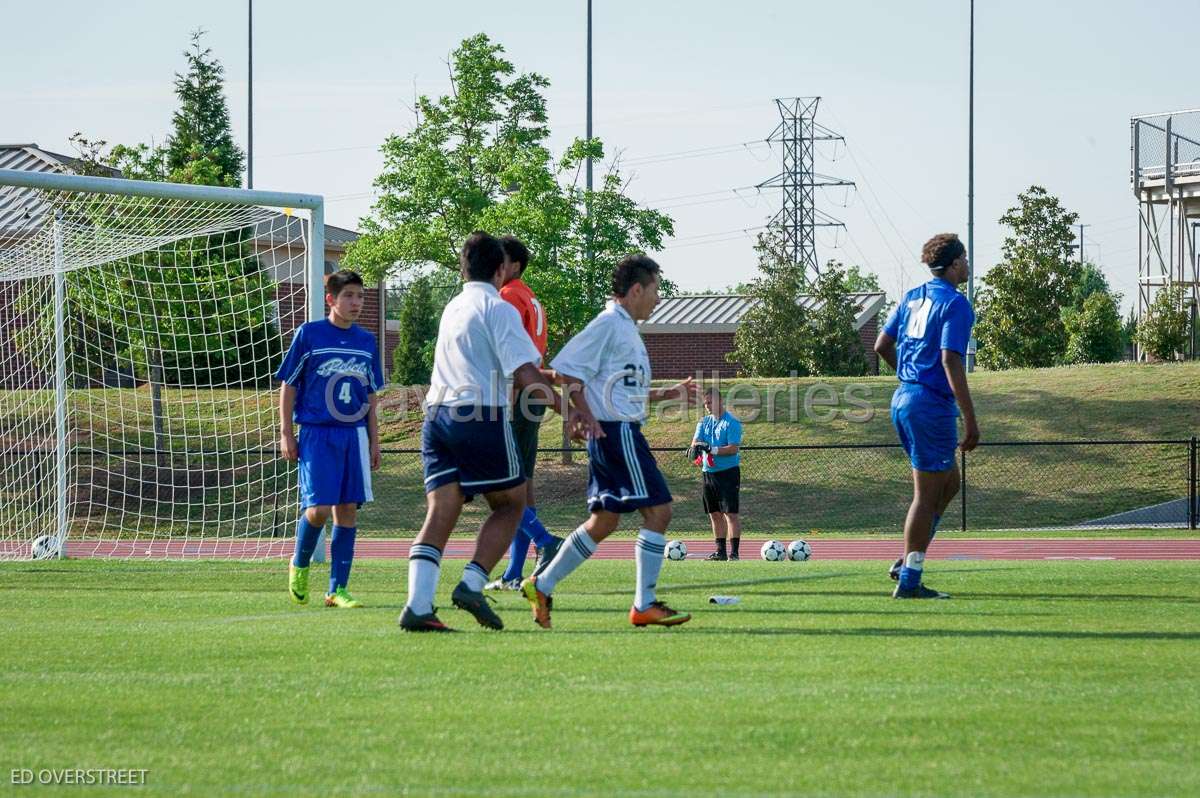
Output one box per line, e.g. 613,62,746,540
3,558,1197,796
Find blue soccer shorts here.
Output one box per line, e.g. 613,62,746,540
586,421,673,513
297,424,373,509
422,405,525,500
890,383,959,473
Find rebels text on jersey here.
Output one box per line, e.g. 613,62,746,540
276,320,384,427
550,300,650,423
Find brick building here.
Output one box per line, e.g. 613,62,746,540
640,292,887,378
0,144,395,388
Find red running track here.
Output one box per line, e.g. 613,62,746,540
29,537,1200,560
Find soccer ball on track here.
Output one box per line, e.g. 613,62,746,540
760,540,787,561
666,540,688,561
30,534,57,560
787,540,812,561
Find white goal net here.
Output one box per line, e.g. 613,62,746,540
0,169,323,560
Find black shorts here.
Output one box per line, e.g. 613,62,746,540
702,466,740,514
510,402,546,479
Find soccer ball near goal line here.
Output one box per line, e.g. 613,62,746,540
787,540,812,561
666,540,688,561
760,540,787,561
30,535,57,560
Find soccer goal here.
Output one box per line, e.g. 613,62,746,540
0,168,325,560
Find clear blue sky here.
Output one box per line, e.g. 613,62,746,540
4,1,1194,307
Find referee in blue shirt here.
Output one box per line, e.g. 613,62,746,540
874,233,980,599
690,386,743,560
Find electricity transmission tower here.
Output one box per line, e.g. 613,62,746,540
757,97,854,283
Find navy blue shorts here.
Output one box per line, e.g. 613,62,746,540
297,424,372,510
891,383,959,473
587,421,673,513
422,405,525,499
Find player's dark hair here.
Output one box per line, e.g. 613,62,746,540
921,233,965,273
325,269,364,298
460,231,506,282
498,235,530,275
611,254,661,297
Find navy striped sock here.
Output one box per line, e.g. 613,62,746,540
461,560,490,593
407,543,443,615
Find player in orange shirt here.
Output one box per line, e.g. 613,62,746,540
485,236,565,590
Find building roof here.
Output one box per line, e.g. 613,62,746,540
0,144,357,250
640,291,888,333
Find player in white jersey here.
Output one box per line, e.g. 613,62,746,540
399,231,591,633
520,255,698,629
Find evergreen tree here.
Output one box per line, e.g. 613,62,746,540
1135,286,1190,361
804,265,867,376
70,30,275,388
1062,291,1124,364
974,186,1081,369
391,275,439,385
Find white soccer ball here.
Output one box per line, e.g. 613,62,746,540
760,540,786,561
666,539,688,561
787,540,812,561
30,534,57,560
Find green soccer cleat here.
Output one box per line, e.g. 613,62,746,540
288,564,309,605
324,587,363,608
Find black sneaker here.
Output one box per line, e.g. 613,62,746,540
451,583,505,630
531,536,563,579
398,606,456,632
888,557,903,581
705,551,728,561
892,583,950,599
728,554,740,561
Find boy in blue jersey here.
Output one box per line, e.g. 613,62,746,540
691,386,744,560
874,233,980,599
278,270,384,609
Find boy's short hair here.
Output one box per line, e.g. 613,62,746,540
325,269,364,298
460,231,506,282
921,233,965,273
611,254,662,297
498,235,530,275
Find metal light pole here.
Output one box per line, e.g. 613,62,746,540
247,0,254,189
586,0,593,196
966,0,976,372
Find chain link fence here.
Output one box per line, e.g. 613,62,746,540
353,438,1199,537
1132,109,1200,185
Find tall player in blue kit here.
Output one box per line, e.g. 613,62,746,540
398,232,592,633
278,270,384,609
521,255,699,629
874,233,980,599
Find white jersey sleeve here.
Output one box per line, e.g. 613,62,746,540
489,300,541,377
550,315,612,382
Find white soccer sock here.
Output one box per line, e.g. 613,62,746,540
407,543,442,615
461,561,489,593
536,526,597,595
635,529,667,611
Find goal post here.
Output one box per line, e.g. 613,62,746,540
0,167,326,560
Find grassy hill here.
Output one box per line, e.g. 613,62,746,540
3,362,1197,540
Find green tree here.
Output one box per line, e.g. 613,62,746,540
342,33,673,353
1135,286,1190,361
727,233,866,376
804,265,868,376
1062,291,1124,364
64,30,275,388
727,230,812,376
974,186,1081,370
1068,262,1113,312
390,275,439,385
